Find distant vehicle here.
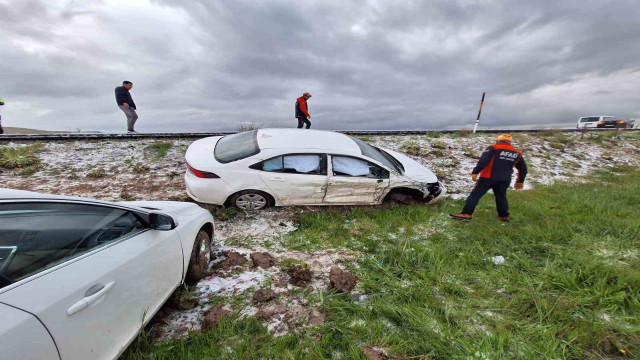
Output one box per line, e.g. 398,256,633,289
0,189,214,360
576,116,614,128
184,129,446,210
596,117,635,129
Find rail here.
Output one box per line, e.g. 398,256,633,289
0,128,637,141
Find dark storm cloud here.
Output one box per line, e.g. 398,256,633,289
1,0,639,132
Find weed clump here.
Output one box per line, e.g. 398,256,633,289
147,141,173,159
86,167,106,178
0,144,42,169
399,141,423,156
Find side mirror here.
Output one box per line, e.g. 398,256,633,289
149,213,177,230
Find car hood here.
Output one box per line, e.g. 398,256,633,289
116,201,207,219
381,148,439,183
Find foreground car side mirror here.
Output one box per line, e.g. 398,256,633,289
149,213,177,230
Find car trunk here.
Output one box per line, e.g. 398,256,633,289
184,136,222,171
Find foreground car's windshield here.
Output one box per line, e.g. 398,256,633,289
350,137,403,173
214,130,260,163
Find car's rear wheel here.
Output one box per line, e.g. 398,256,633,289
230,190,271,210
186,230,211,284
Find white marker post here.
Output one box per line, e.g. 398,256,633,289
473,92,485,134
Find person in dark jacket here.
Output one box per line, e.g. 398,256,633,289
450,134,528,222
115,81,138,133
295,92,312,129
0,97,4,134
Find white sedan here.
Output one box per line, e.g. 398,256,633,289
185,128,446,210
0,189,214,360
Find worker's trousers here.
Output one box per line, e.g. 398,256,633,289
462,178,510,217
297,117,311,129
119,106,138,131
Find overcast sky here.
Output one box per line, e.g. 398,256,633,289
1,0,639,132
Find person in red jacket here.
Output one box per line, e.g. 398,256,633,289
295,92,312,129
450,134,528,222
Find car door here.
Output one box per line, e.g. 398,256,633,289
324,155,390,204
0,201,184,360
255,154,328,205
0,303,60,360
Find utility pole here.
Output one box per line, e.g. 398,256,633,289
473,92,485,134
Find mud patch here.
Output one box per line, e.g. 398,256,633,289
288,265,312,286
251,252,276,269
202,304,233,331
253,288,276,304
329,266,359,294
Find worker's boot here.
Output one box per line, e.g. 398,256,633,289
497,216,510,222
449,213,472,221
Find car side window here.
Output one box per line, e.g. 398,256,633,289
0,202,147,289
332,156,389,179
255,154,324,175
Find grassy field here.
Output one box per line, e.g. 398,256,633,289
123,168,640,360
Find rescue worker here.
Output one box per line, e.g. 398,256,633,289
295,92,312,129
0,97,4,134
450,134,528,222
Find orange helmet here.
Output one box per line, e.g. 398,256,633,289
303,92,312,98
495,134,512,142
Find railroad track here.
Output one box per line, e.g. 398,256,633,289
0,128,637,141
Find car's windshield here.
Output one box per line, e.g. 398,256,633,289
214,130,260,163
350,137,403,173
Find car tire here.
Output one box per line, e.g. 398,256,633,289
185,230,211,284
229,190,271,210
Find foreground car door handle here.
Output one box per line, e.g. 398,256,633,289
270,177,285,182
67,281,116,316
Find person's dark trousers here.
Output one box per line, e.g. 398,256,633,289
462,178,511,217
297,117,311,129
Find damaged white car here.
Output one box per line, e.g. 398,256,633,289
185,129,446,210
0,189,214,360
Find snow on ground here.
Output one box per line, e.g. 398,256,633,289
2,132,639,340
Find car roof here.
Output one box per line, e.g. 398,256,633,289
256,129,361,155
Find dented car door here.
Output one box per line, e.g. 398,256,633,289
257,154,328,205
324,155,390,204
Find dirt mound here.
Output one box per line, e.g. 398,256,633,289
253,288,276,304
251,252,276,269
217,251,247,270
169,293,199,310
307,310,327,326
288,265,312,286
329,266,358,293
202,304,233,331
257,301,286,319
361,346,389,360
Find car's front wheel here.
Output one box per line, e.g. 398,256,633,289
186,230,211,283
229,190,271,210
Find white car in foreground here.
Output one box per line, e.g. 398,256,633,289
0,189,214,360
185,129,446,210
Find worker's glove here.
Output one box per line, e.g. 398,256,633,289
514,183,524,190
471,174,478,182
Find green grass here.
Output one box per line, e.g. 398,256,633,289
148,141,173,159
123,170,640,359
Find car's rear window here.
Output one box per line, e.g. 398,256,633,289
214,130,260,163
